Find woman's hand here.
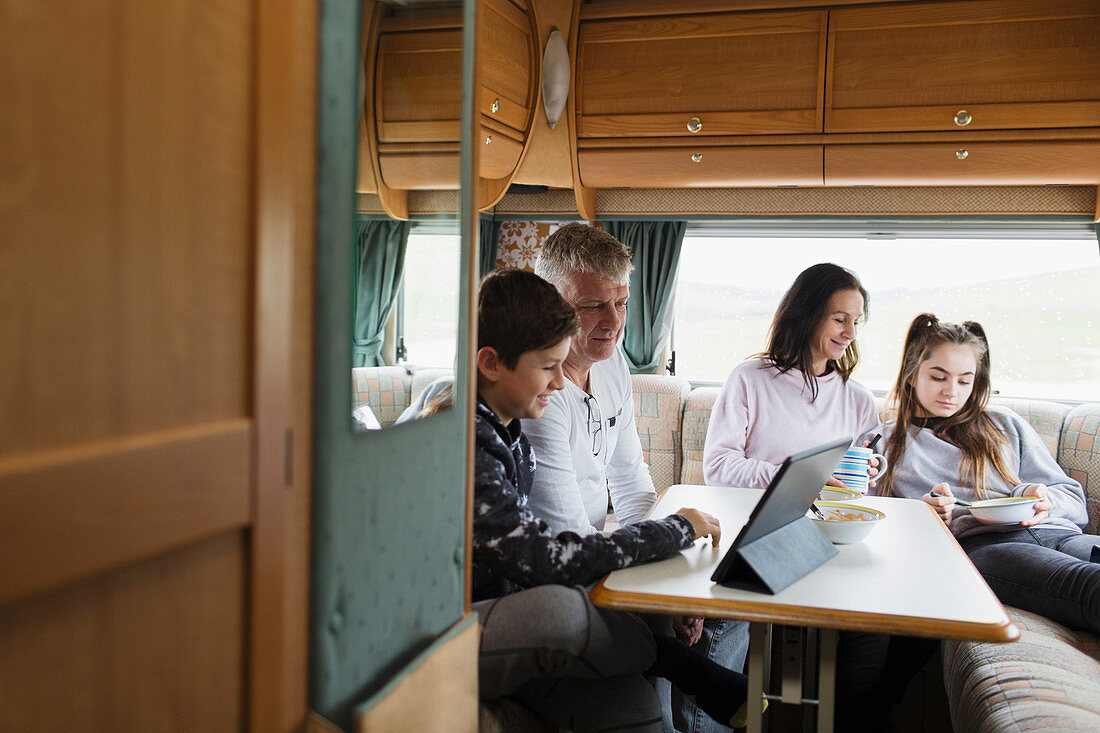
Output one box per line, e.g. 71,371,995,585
825,475,848,489
676,507,722,547
922,483,956,524
673,615,704,646
864,440,882,488
1018,484,1052,527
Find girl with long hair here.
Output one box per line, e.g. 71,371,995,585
874,313,1097,633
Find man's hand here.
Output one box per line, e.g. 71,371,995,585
676,507,721,547
673,615,704,646
922,483,956,524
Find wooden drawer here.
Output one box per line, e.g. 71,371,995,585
379,128,523,189
577,9,826,138
578,146,824,188
827,0,1100,133
825,140,1100,185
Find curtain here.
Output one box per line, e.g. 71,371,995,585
606,220,687,374
352,217,411,366
479,215,503,278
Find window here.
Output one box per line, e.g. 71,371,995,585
397,221,460,369
674,222,1099,401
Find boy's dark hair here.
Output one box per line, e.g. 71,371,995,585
478,269,579,369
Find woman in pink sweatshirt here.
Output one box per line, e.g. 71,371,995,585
703,262,879,489
703,262,932,733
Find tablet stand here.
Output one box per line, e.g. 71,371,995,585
716,516,837,594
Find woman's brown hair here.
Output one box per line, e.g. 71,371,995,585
762,263,868,400
879,313,1018,497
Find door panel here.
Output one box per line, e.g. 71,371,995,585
0,0,314,730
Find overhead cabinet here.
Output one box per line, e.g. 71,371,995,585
576,9,828,139
826,0,1100,134
363,0,538,212
571,0,1100,193
575,6,828,188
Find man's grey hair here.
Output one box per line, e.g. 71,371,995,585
534,223,633,290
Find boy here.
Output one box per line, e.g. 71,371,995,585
473,269,756,731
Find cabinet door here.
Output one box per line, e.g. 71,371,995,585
579,145,824,188
577,9,826,138
827,0,1100,133
826,140,1100,185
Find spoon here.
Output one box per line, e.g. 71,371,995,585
809,502,827,519
929,490,973,507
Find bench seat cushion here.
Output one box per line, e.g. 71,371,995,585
942,607,1100,732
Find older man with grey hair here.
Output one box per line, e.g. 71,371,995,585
524,222,749,733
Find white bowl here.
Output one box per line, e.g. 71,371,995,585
811,502,885,544
819,485,865,502
967,496,1037,525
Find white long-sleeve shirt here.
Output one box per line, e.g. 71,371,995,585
523,349,657,535
704,358,880,489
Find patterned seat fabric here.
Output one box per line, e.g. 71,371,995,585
351,366,412,427
630,374,691,494
943,606,1100,732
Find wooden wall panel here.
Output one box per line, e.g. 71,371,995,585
0,532,246,732
0,0,253,458
0,0,315,730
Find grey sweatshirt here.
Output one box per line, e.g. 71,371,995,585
863,407,1087,539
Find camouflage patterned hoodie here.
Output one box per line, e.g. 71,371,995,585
473,396,695,602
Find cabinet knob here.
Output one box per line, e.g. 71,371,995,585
490,98,501,114
956,149,968,160
691,153,703,163
687,117,703,133
954,109,972,127
485,135,492,145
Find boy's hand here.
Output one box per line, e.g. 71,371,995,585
676,507,721,547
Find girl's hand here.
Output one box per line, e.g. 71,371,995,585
676,507,722,547
922,483,956,524
1018,484,1052,527
825,475,848,489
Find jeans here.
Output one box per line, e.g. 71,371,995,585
960,526,1100,634
475,584,665,732
673,617,750,733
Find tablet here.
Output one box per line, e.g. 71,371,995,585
711,436,850,587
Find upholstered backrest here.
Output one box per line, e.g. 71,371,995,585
680,387,721,487
351,366,412,427
1059,403,1100,535
631,374,692,494
992,397,1071,459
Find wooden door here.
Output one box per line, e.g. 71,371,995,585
0,1,315,731
576,8,827,138
827,0,1100,133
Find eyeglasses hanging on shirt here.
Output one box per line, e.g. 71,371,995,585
583,393,605,457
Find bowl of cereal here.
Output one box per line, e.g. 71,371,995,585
966,496,1037,525
811,502,884,544
819,485,864,503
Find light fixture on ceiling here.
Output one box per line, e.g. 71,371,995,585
541,27,569,130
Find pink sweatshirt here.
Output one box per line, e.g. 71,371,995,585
703,358,880,489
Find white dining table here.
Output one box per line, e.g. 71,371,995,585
589,484,1018,732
